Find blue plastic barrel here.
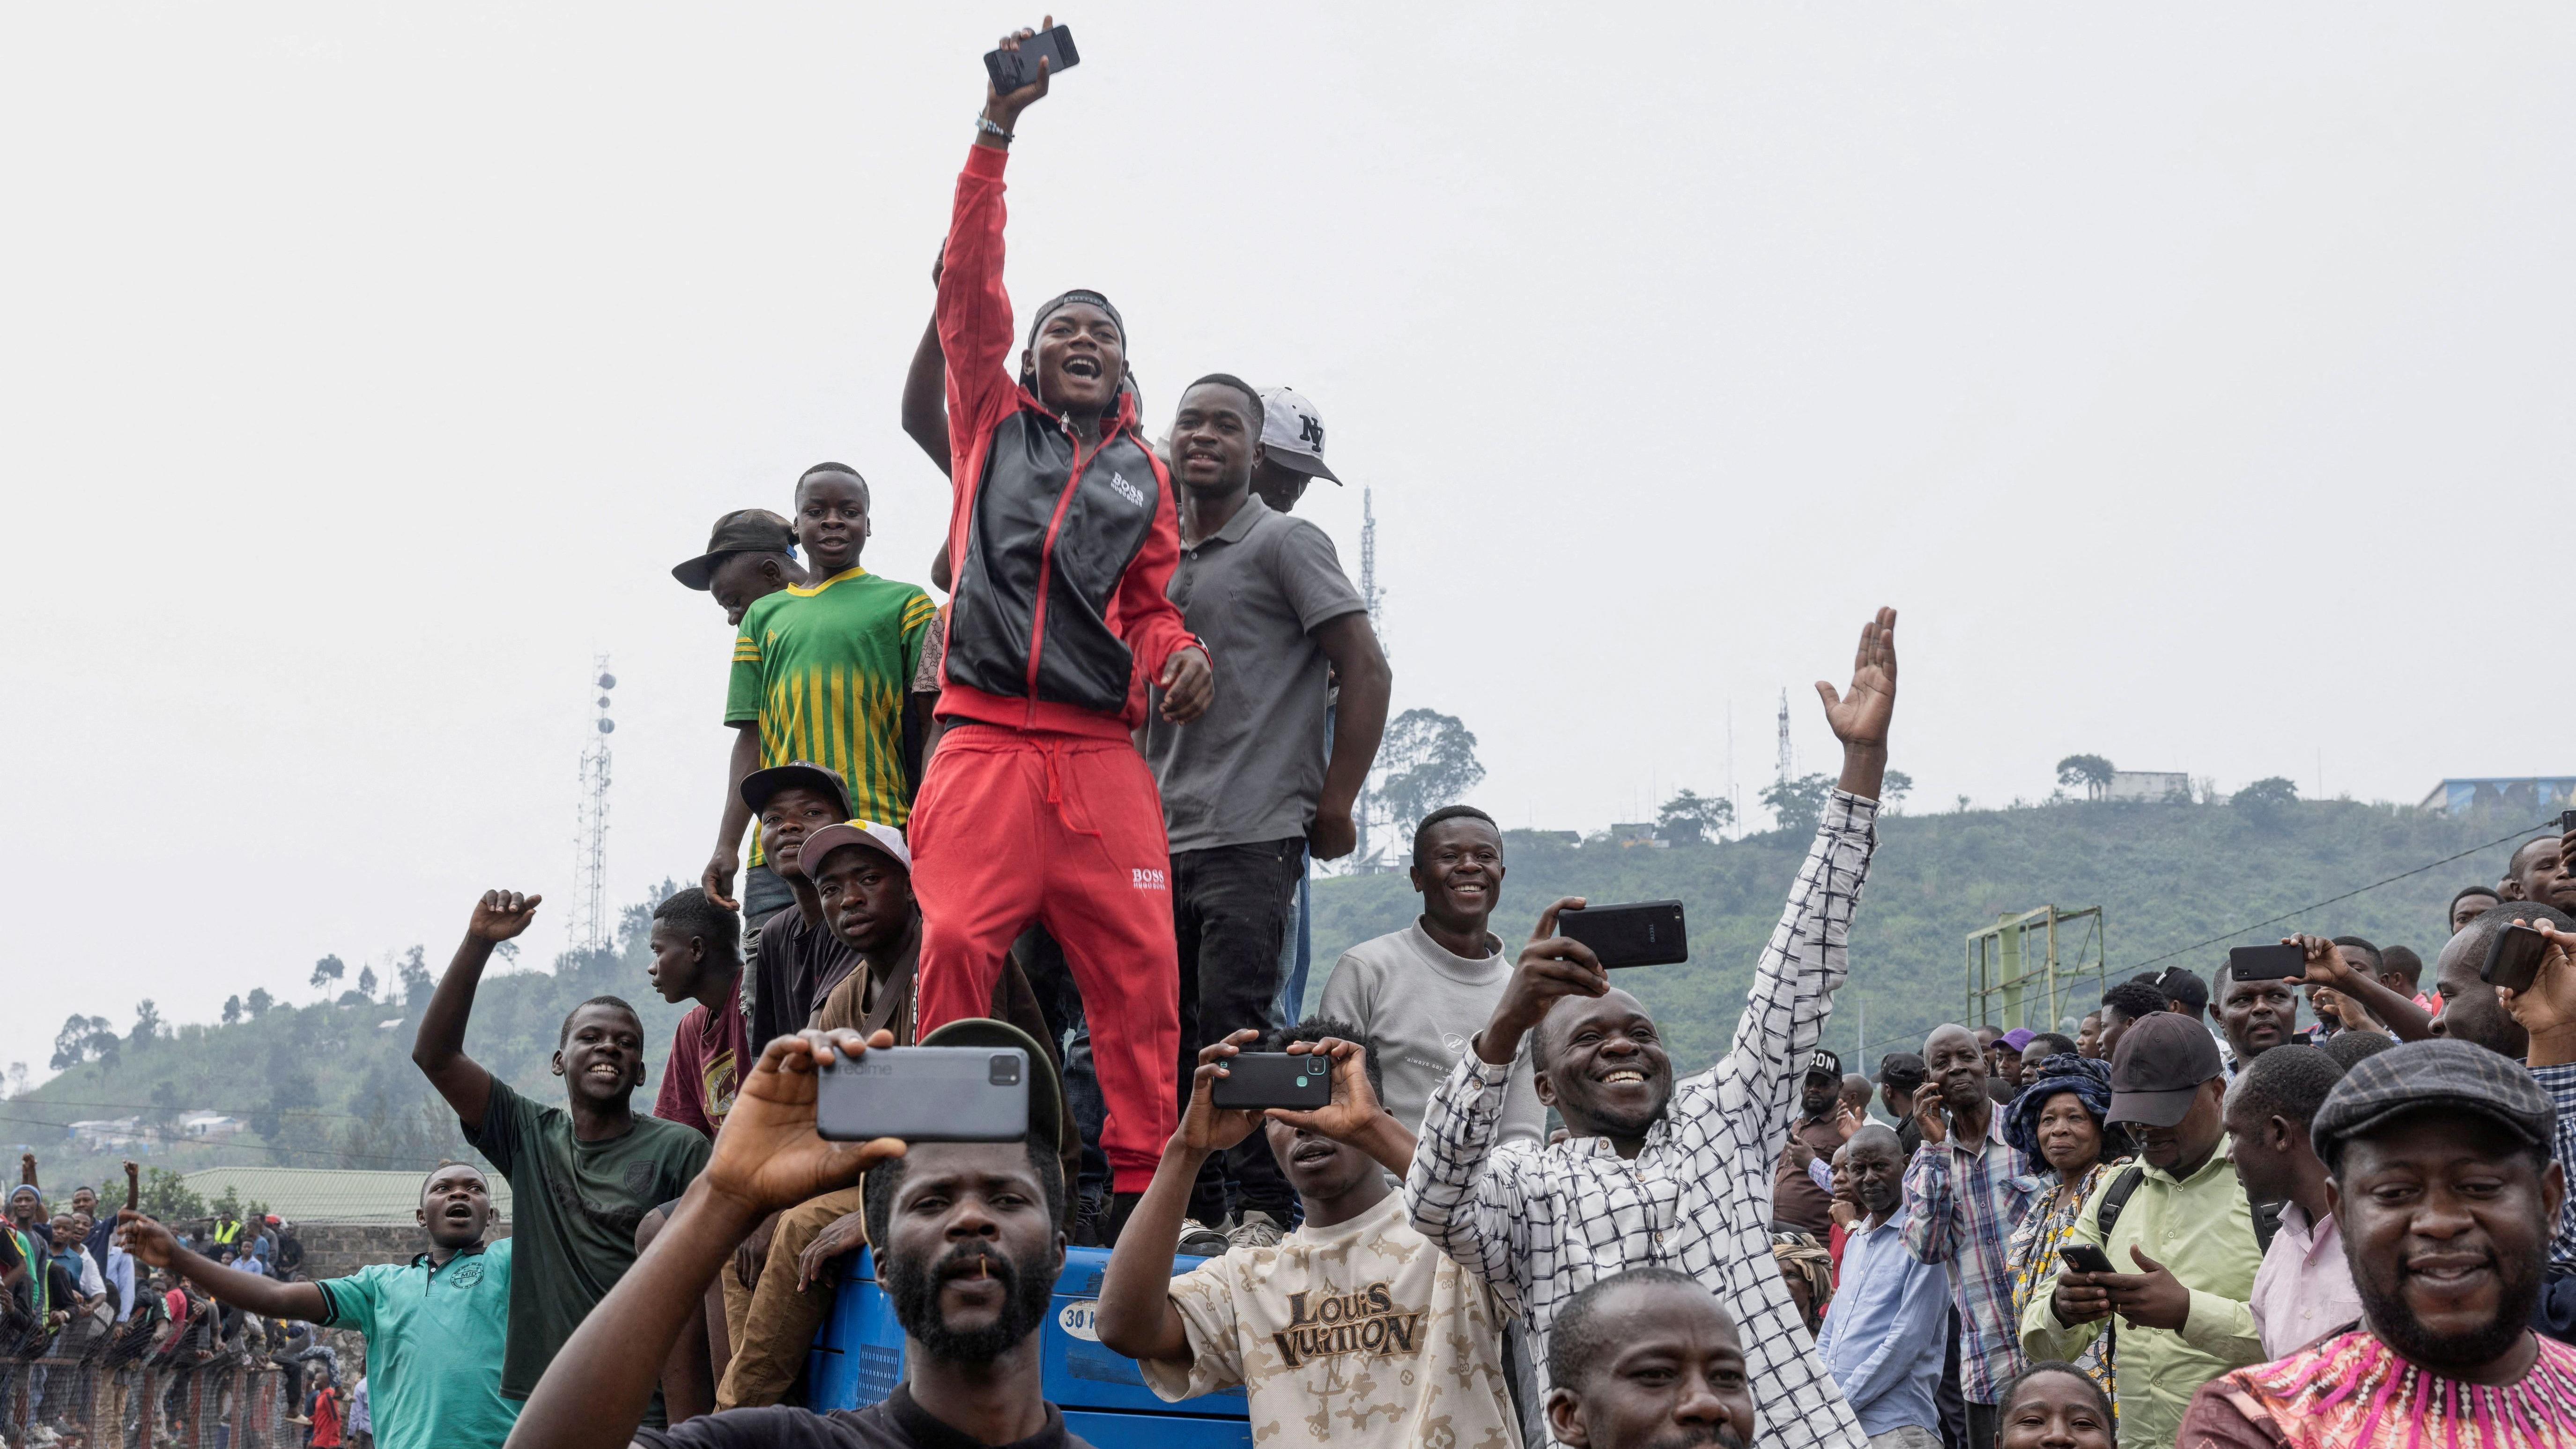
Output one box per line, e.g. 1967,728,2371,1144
810,1245,1251,1449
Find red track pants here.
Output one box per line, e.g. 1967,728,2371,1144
911,725,1179,1192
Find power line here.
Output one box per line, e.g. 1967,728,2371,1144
4,1101,387,1122
2122,818,2545,974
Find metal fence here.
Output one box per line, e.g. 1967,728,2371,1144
1,1356,311,1449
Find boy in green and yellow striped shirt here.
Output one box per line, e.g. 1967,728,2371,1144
703,462,938,925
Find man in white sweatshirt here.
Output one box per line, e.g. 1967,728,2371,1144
1319,805,1544,1149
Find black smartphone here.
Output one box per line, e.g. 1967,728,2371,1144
816,1047,1029,1143
2558,808,2576,838
2227,944,2306,981
1208,1052,1333,1111
2058,1243,2117,1276
985,24,1080,93
2485,922,2551,994
1559,900,1690,968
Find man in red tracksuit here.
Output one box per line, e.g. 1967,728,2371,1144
911,24,1214,1216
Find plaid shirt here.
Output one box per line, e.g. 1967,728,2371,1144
2533,1062,2576,1267
1406,792,1879,1449
1902,1102,2042,1404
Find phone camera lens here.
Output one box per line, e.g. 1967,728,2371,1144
989,1054,1022,1085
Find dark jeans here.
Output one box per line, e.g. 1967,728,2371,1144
1938,1307,1968,1449
1173,837,1308,1223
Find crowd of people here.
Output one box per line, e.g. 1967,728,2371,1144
0,1171,354,1449
14,19,2576,1449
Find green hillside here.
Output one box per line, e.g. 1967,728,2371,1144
1304,796,2543,1074
5,797,2547,1186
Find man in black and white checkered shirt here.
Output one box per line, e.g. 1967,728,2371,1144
1407,607,1898,1449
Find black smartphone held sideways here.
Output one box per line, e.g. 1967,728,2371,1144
2058,1242,2118,1276
2227,943,2307,982
2484,921,2552,995
815,1046,1030,1143
1207,1052,1333,1112
1559,900,1690,969
985,24,1080,93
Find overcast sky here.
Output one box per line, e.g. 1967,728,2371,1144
6,4,2573,1083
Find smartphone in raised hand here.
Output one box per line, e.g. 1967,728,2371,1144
1558,900,1690,969
2485,922,2551,995
1207,1053,1332,1111
985,24,1080,93
2227,944,2305,981
816,1047,1029,1143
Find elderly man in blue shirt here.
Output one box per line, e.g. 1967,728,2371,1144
1818,1124,1952,1448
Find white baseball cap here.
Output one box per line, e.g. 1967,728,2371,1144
796,820,912,875
1258,387,1341,484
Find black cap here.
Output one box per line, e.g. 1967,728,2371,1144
918,1017,1065,1159
1878,1052,1927,1089
740,761,851,820
1805,1048,1843,1081
2107,1012,2224,1127
2310,1039,2555,1165
673,509,797,590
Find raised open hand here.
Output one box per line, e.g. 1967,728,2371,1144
1816,607,1897,751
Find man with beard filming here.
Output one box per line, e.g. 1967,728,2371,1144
2180,1039,2576,1447
508,1018,1087,1449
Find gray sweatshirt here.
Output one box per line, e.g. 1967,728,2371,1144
1318,920,1546,1147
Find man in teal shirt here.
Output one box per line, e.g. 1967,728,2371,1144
2021,1011,2264,1449
117,1162,518,1449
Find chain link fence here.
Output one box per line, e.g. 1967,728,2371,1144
2,1314,341,1449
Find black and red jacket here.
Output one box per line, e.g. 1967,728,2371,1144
933,143,1200,740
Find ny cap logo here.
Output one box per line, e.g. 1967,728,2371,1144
1297,415,1324,449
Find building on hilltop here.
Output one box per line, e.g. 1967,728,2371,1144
2105,771,2191,803
2418,777,2576,817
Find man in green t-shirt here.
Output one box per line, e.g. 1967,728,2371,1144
114,1163,518,1449
701,463,939,927
413,890,712,1406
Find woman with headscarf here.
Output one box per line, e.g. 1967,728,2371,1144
2003,1053,2132,1418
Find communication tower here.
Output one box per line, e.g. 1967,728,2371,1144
1775,689,1792,784
573,657,616,953
1353,487,1385,870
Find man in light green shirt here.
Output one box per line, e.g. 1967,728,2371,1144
118,1162,518,1449
2020,1011,2263,1449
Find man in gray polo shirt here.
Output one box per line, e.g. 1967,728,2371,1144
1146,372,1392,1247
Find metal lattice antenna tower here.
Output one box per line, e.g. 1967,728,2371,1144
1776,689,1792,784
573,656,617,953
1353,486,1385,870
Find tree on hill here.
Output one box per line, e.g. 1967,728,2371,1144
1884,770,1915,811
140,1167,203,1222
1761,773,1836,836
51,1014,117,1071
131,999,163,1047
397,946,433,1006
2233,777,2299,815
1658,789,1736,845
245,988,273,1017
222,996,243,1026
356,965,379,1000
1372,710,1486,845
310,955,346,992
2057,755,2117,802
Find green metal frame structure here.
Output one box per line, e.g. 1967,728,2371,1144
1966,905,2108,1034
